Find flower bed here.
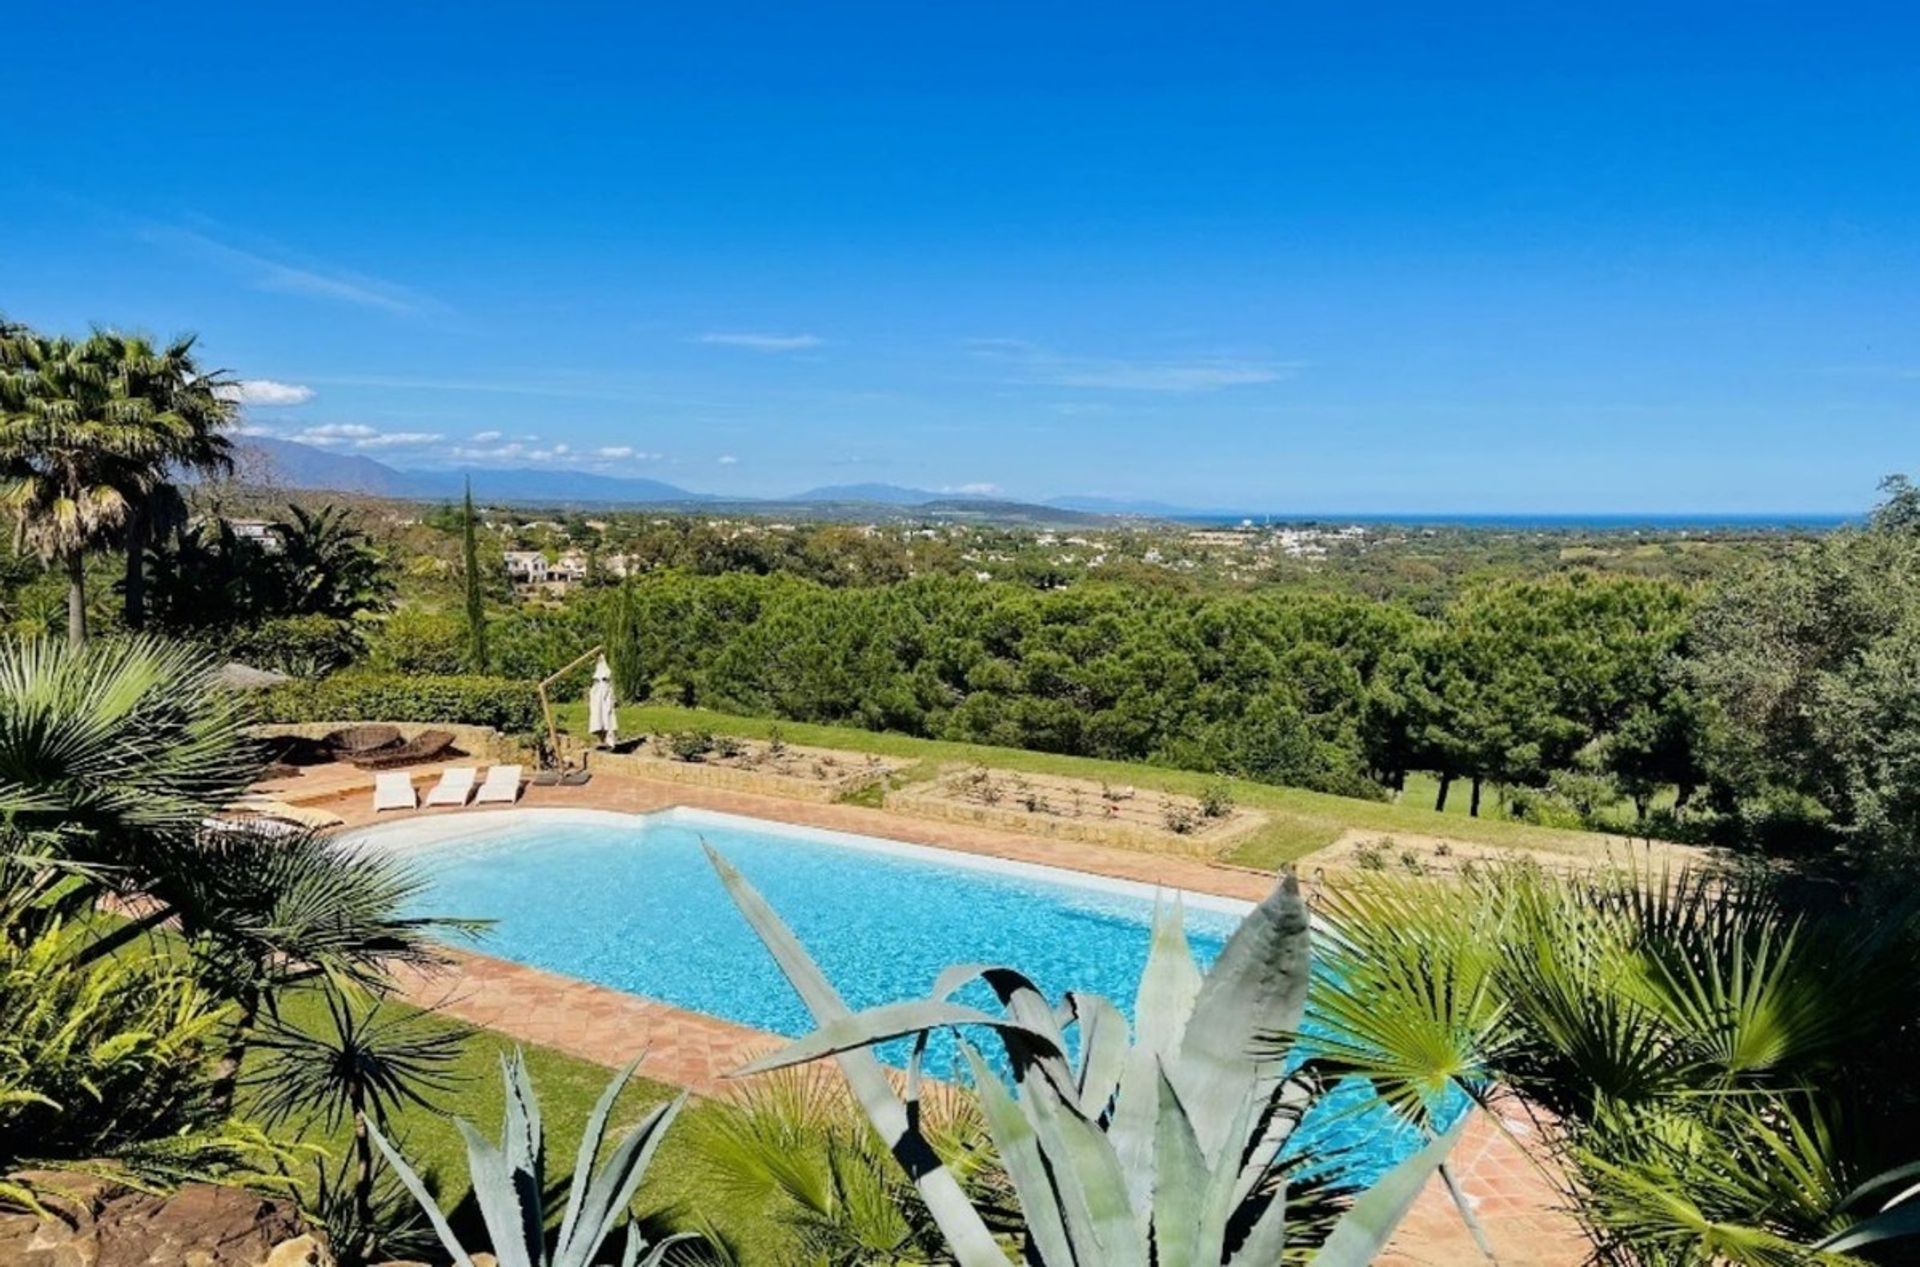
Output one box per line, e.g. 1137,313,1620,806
889,766,1265,857
593,731,910,804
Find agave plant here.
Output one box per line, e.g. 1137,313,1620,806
706,846,1470,1266
369,1048,693,1267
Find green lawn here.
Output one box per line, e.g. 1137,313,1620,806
555,699,1619,868
243,985,790,1263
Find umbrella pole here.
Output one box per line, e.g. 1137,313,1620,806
537,644,604,769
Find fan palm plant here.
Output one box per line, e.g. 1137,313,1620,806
0,634,260,851
706,846,1472,1265
148,822,480,1115
1299,863,1920,1264
250,987,468,1263
691,1064,1013,1263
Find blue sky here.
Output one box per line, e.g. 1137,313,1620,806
6,2,1918,512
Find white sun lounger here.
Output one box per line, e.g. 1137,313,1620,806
373,771,418,812
473,764,524,805
424,766,478,807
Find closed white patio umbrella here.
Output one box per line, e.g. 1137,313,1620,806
587,655,618,748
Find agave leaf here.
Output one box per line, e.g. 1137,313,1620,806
1150,1063,1211,1267
704,844,1008,1267
1837,1157,1920,1213
1197,1090,1260,1266
933,962,1077,1095
1225,1181,1289,1267
456,1118,540,1267
367,1119,474,1266
1177,872,1311,1164
555,1059,639,1259
556,1094,687,1267
500,1051,545,1258
633,1231,700,1267
731,998,1064,1077
1820,1196,1920,1254
960,1039,1077,1266
1110,896,1204,1216
1032,1079,1149,1267
1066,991,1129,1116
1312,1111,1470,1266
1231,1072,1312,1208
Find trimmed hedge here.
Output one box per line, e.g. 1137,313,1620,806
258,673,542,733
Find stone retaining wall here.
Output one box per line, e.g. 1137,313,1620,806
251,721,530,762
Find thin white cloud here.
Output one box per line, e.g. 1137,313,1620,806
144,224,438,315
235,423,278,437
717,454,739,465
470,430,504,443
291,422,441,452
217,378,315,406
697,332,825,353
353,431,444,450
1046,361,1297,391
965,338,1303,392
596,445,635,459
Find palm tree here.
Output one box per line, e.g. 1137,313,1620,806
0,328,227,646
92,330,237,630
0,636,476,1119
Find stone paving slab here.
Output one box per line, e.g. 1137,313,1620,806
391,947,784,1095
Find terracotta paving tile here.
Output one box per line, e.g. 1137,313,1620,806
269,763,1590,1264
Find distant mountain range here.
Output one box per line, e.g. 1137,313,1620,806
789,482,989,506
236,437,1107,520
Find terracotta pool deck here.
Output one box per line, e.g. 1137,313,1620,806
270,761,1589,1265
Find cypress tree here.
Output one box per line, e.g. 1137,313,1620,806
462,478,488,672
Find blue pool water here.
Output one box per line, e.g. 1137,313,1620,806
366,807,1438,1183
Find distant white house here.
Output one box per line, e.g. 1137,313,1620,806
228,519,284,554
502,550,548,587
504,548,634,591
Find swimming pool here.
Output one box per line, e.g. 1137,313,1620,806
355,806,1437,1182
360,807,1246,1036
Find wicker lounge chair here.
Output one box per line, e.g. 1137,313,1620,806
325,724,403,759
350,730,457,770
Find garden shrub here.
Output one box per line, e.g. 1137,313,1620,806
664,729,717,762
0,922,226,1162
228,614,362,677
366,609,468,676
260,672,542,732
